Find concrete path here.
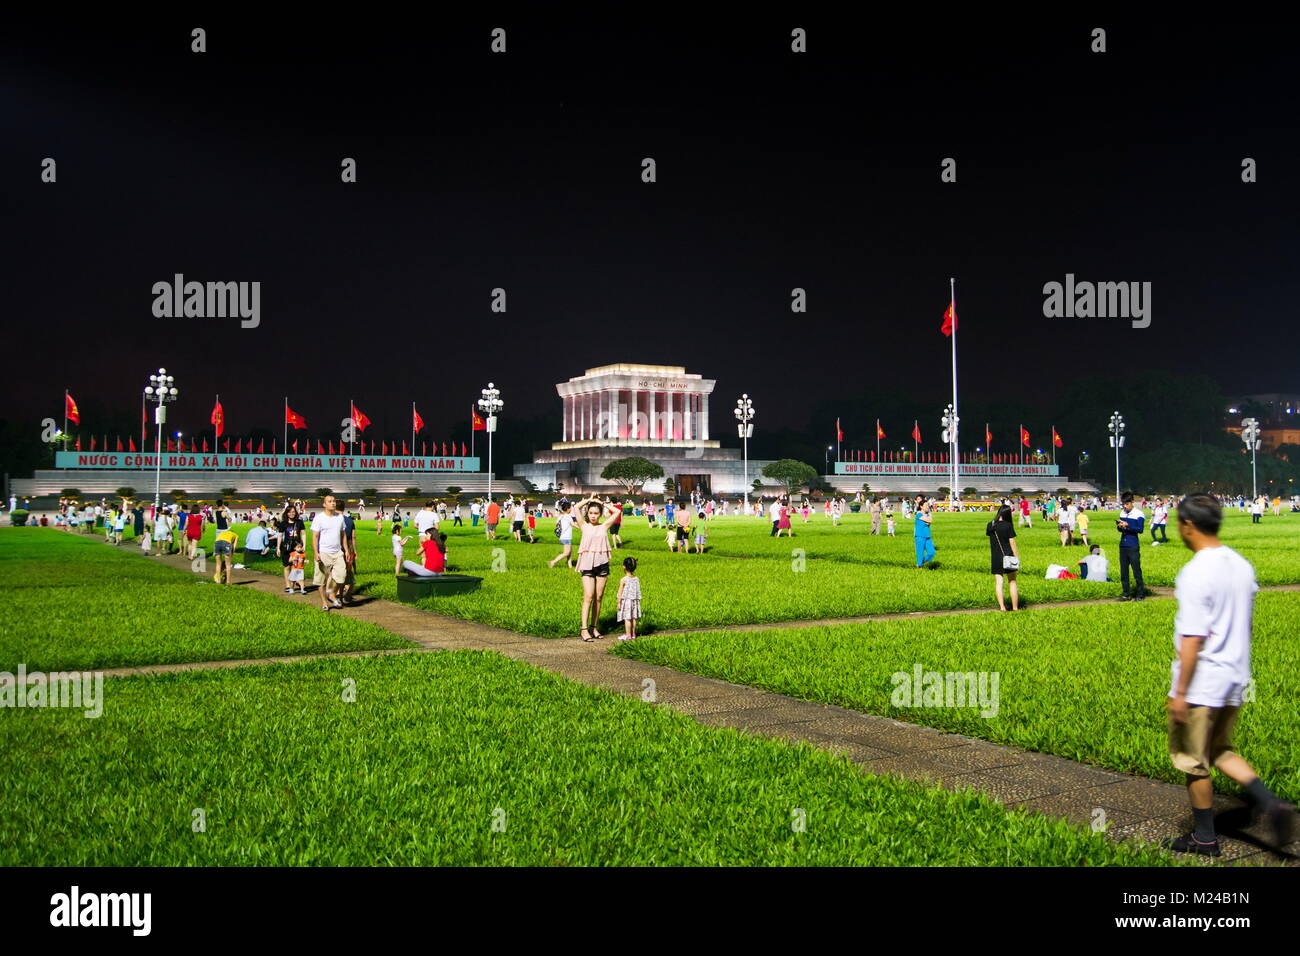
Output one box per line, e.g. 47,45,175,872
99,542,1300,865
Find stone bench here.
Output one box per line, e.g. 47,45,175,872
395,573,483,603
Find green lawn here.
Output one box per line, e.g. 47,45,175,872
0,529,410,671
0,651,1182,866
614,592,1300,802
201,509,1300,636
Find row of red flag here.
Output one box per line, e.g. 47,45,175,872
838,418,1063,448
212,399,487,438
69,435,471,456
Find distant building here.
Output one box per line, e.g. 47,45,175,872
514,363,768,496
1224,394,1300,452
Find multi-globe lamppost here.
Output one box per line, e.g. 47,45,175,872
143,368,179,515
734,393,754,514
1107,411,1126,501
1241,417,1262,500
478,382,503,501
941,403,959,510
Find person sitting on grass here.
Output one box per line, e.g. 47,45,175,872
245,520,271,555
1077,544,1110,581
418,529,447,576
616,555,642,641
1163,493,1294,857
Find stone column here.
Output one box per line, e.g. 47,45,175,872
700,393,709,440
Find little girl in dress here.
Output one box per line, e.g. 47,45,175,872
616,556,642,641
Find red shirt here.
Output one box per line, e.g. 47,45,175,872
486,502,501,524
421,539,445,573
186,514,204,538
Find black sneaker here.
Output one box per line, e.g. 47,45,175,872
1117,595,1132,602
1164,833,1221,857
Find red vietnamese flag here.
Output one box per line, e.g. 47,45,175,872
460,442,467,456
65,392,81,426
835,418,843,442
315,439,323,455
441,442,448,456
201,438,208,452
328,440,336,455
359,440,366,455
382,441,388,455
876,422,886,440
211,400,224,438
116,437,123,451
912,422,922,444
941,301,957,337
272,439,276,454
166,438,175,452
128,437,136,452
90,435,97,451
350,404,371,432
285,404,307,430
258,438,265,453
74,436,81,451
985,424,992,446
292,439,298,453
1021,427,1031,447
471,408,486,431
399,441,407,455
413,406,425,434
1052,427,1063,448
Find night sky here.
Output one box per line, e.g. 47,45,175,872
4,13,1296,456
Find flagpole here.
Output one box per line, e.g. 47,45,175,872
411,402,416,463
1019,422,1023,466
949,276,959,510
913,420,918,464
1051,425,1056,466
348,398,354,457
876,419,880,463
470,407,475,460
283,397,288,471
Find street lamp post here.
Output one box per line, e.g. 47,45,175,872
143,368,179,516
478,382,503,501
734,394,754,515
1241,417,1262,500
1107,411,1126,502
941,403,959,509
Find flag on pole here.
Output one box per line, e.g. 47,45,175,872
116,437,123,451
166,438,174,452
90,436,96,451
876,422,886,440
985,423,992,446
292,439,298,453
461,442,467,456
941,301,957,337
382,441,388,456
202,438,208,452
128,437,136,452
74,436,81,450
1020,427,1031,447
211,399,225,438
836,418,843,442
65,392,81,425
316,439,323,454
258,438,265,453
285,404,307,429
402,441,409,455
1052,427,1063,448
413,407,425,433
472,408,486,431
912,422,923,444
442,442,448,456
350,403,371,432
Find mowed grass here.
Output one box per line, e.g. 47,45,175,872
0,650,1182,866
206,508,1300,636
0,529,410,671
614,592,1300,802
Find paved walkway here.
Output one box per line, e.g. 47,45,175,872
98,542,1300,864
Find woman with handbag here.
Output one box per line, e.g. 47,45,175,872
987,503,1021,611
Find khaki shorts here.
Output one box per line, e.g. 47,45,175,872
1168,704,1240,777
317,550,349,585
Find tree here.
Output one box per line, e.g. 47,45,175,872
115,487,136,497
221,487,238,497
601,456,664,496
445,485,463,496
662,476,676,497
361,488,379,498
314,487,333,499
169,489,187,499
60,488,82,497
762,459,818,496
937,486,951,499
963,487,979,498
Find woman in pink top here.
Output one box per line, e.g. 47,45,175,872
573,496,621,641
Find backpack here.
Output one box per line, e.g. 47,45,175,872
554,515,564,537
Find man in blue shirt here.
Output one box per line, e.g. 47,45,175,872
1116,492,1147,601
245,520,271,554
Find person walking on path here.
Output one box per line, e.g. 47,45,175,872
1018,496,1032,528
276,504,306,591
1163,493,1294,857
778,499,794,537
1116,492,1147,601
615,556,642,641
548,501,577,569
768,496,782,537
914,496,936,568
571,496,621,641
870,497,882,535
987,503,1021,611
484,498,500,540
310,493,351,611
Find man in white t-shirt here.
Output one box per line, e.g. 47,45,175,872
1078,545,1109,582
311,494,351,611
1163,493,1293,857
415,500,440,536
768,497,781,537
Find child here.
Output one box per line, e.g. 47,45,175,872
420,529,447,575
1076,509,1090,547
616,556,642,641
693,510,708,553
887,514,896,537
526,508,537,543
288,541,308,593
391,522,410,575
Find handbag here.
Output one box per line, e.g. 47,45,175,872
991,522,1020,570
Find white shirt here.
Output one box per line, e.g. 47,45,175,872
1080,553,1108,581
769,501,781,520
470,502,481,516
1171,545,1257,707
312,512,346,554
415,508,438,533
